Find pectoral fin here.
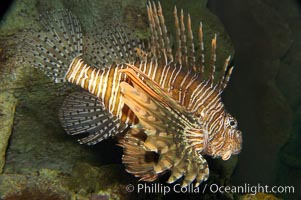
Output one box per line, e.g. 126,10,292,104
119,67,208,187
59,91,126,145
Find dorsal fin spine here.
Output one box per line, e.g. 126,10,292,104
221,65,234,92
147,4,159,58
208,34,217,86
198,22,205,77
173,6,182,65
180,9,188,67
217,55,231,92
154,3,167,64
157,1,173,62
187,14,196,72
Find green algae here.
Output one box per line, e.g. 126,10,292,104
0,172,71,200
239,193,281,200
67,162,134,200
0,163,137,200
0,0,38,36
0,92,17,173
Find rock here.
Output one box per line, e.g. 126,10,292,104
261,81,292,151
0,172,71,200
275,16,301,110
0,48,5,62
0,90,17,173
239,193,281,200
0,163,137,200
123,3,149,37
0,0,38,35
61,0,146,32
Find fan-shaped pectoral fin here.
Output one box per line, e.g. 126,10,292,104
59,90,126,145
121,128,160,182
167,150,209,187
121,127,177,182
119,69,207,186
119,81,168,131
181,158,198,187
119,64,188,114
153,145,177,173
194,154,209,187
119,77,183,181
166,160,185,184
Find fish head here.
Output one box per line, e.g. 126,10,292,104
204,112,242,160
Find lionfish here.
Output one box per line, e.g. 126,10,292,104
20,1,242,187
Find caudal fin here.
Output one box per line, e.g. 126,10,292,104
18,10,83,83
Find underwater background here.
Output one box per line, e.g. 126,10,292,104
0,0,300,199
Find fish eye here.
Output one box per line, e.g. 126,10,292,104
227,117,237,128
229,120,236,127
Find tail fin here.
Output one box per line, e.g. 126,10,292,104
18,10,83,83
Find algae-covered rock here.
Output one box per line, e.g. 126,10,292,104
0,163,138,200
67,162,133,199
239,193,281,200
0,172,71,200
0,92,17,173
62,0,147,33
261,81,292,150
0,0,37,35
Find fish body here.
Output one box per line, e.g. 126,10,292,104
20,1,242,187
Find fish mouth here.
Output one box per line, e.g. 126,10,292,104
221,139,242,160
221,148,241,160
231,130,243,155
231,142,242,155
232,148,241,155
221,150,232,160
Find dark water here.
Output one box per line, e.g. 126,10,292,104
0,0,300,199
208,0,301,198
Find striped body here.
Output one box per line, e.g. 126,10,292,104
64,55,242,162
66,57,136,125
65,57,222,128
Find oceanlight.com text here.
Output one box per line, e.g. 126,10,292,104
125,183,295,196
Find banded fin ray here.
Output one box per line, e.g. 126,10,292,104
119,79,209,186
122,128,160,182
59,91,126,145
147,1,173,64
18,10,83,83
84,24,146,68
147,2,234,92
120,63,192,118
